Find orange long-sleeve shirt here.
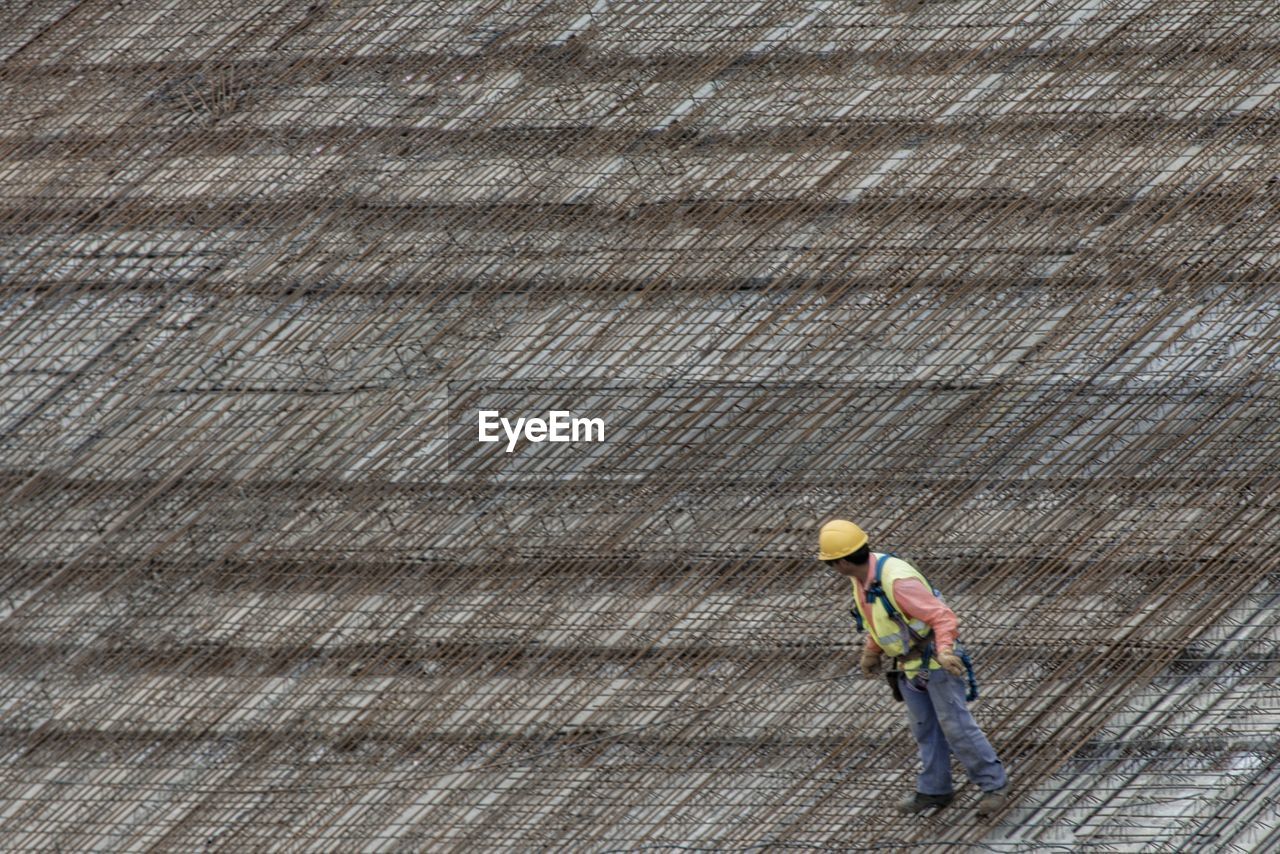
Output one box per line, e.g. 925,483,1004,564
855,555,959,655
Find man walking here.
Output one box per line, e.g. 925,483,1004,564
818,519,1009,816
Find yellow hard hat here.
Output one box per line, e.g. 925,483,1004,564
818,519,868,561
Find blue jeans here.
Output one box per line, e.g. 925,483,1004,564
899,668,1006,796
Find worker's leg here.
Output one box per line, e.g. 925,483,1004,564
899,673,954,795
926,669,1006,791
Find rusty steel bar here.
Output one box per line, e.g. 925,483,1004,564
2,0,1280,851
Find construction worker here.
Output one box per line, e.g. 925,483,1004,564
818,519,1008,816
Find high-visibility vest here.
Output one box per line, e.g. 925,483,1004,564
850,553,943,678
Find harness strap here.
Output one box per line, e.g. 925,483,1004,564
868,553,922,647
916,640,979,702
865,554,893,613
870,553,980,702
958,646,980,701
852,554,895,634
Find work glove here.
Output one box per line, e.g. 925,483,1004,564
860,644,882,679
936,648,965,678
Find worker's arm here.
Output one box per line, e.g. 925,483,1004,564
890,578,959,653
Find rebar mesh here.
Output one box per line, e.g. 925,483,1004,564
2,1,1279,851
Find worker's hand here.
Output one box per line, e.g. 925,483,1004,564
860,645,882,678
936,649,965,678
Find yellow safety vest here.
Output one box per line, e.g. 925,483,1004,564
850,554,943,679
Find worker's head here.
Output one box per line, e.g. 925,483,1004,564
818,519,870,574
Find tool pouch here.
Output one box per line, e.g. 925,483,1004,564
886,670,903,702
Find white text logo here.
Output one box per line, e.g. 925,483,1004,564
478,410,605,452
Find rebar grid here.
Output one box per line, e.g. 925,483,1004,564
2,1,1280,851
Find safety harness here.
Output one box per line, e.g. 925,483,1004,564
851,553,980,702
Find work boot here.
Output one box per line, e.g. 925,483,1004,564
976,786,1009,817
896,791,954,814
